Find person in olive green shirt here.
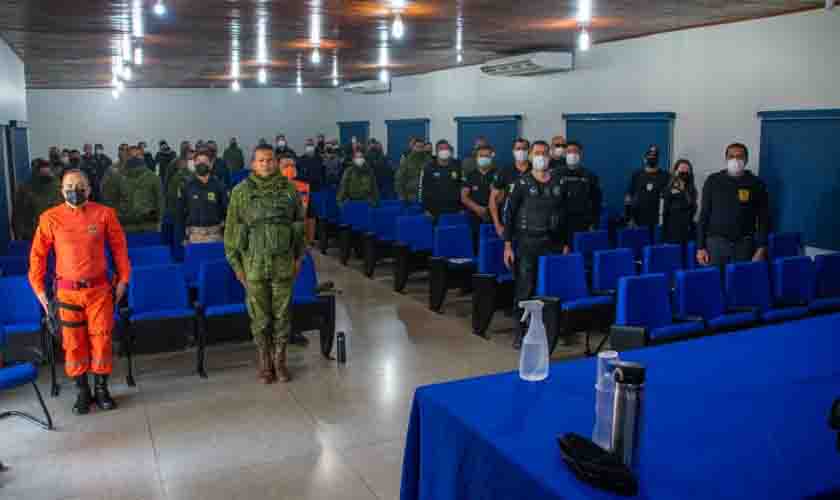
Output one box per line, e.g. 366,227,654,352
224,144,305,384
109,148,164,233
394,142,428,204
337,149,379,206
12,159,62,240
223,137,245,172
164,148,196,223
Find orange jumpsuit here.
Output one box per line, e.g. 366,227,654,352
281,164,310,210
29,202,131,378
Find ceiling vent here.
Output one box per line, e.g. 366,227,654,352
480,51,574,77
341,79,391,94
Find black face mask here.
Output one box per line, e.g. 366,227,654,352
678,172,690,181
195,163,211,176
64,189,87,207
646,157,658,168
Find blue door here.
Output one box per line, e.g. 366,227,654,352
758,109,840,250
9,123,31,187
564,113,675,216
455,115,522,169
386,118,429,165
337,121,370,149
0,126,12,248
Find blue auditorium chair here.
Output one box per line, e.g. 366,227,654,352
674,268,758,332
535,253,615,355
122,264,199,383
725,261,809,324
393,215,434,293
315,189,341,254
617,227,651,263
610,273,705,351
471,225,513,338
183,242,225,287
290,252,336,359
592,249,635,295
0,338,53,431
685,241,698,270
337,201,372,266
125,231,164,247
437,213,469,227
768,232,802,261
429,224,476,313
361,204,403,278
6,240,31,257
0,256,28,277
127,245,174,268
194,259,247,376
772,256,815,310
642,244,683,285
573,230,611,270
811,253,840,314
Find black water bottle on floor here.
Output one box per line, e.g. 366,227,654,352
336,332,347,364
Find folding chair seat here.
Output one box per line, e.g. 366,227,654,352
193,259,248,373
768,232,802,261
573,230,611,271
592,249,635,295
725,261,809,324
0,343,53,431
393,215,434,293
122,264,199,382
183,242,225,287
811,253,840,314
316,188,340,254
472,232,513,338
674,268,758,332
0,256,28,276
685,241,697,270
125,232,164,247
642,244,683,290
127,245,174,268
362,205,403,278
437,213,469,227
536,254,615,354
610,273,705,350
290,252,335,358
616,227,651,264
772,256,815,313
429,224,476,312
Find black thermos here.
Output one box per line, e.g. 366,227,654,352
336,331,347,364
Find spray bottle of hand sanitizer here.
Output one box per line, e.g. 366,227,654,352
518,300,549,382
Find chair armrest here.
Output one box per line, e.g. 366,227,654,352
5,345,45,365
609,325,648,351
726,305,760,316
591,289,616,297
673,314,705,323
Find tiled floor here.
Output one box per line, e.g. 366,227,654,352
0,252,591,500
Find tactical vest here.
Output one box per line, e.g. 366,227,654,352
345,167,375,200
238,177,297,260
121,170,158,221
401,163,423,201
559,168,594,216
517,176,564,237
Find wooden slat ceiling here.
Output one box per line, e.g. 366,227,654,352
0,0,823,89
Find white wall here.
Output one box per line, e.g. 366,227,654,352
336,9,840,188
0,36,26,122
27,87,338,160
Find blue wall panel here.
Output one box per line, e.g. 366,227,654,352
11,126,31,186
337,121,370,148
758,109,840,250
0,125,12,247
385,118,429,165
563,112,675,215
454,115,521,168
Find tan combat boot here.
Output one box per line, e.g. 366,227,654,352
274,343,291,383
256,346,275,384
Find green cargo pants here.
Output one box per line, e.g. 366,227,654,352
245,279,293,350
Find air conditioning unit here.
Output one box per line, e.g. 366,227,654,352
480,51,574,77
341,79,391,95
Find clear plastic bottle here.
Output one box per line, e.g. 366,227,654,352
593,351,619,449
518,300,549,382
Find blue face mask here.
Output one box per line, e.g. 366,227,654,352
477,157,492,168
64,189,87,207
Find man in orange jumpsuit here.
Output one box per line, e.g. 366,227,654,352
29,168,131,415
280,158,313,244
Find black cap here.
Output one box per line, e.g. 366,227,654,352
613,361,645,385
159,140,168,147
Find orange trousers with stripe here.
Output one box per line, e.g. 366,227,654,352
56,284,115,377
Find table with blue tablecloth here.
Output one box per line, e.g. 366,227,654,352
401,314,840,500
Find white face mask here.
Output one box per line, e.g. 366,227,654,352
437,149,452,160
566,153,580,167
305,145,315,154
513,150,528,162
727,158,745,176
187,159,195,171
532,155,548,171
553,147,565,158
277,140,286,148
353,157,365,167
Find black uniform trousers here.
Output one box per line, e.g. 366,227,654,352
514,235,565,311
706,235,755,273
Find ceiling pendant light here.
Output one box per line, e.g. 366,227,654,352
112,88,120,99
379,68,390,83
392,15,404,39
311,47,321,64
332,77,339,87
578,29,591,51
134,47,143,66
296,85,303,95
258,68,268,85
577,0,593,24
132,0,144,38
153,0,166,16
115,79,125,92
122,34,132,63
390,0,406,9
123,65,133,81
232,80,241,92
457,52,463,63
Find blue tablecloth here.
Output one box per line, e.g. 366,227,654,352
401,314,840,500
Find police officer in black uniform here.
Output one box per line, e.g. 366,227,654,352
549,135,567,172
503,141,569,349
556,141,602,243
175,150,228,244
625,145,669,240
489,138,531,239
418,140,462,222
461,144,498,253
697,143,769,270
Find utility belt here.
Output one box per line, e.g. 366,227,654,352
55,275,111,291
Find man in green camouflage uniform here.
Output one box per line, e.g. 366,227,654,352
12,159,62,240
394,141,428,204
164,148,196,226
337,149,379,206
109,147,164,233
224,144,305,384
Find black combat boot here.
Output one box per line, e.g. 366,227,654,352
73,374,93,415
93,374,117,411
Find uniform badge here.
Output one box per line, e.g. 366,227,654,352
671,189,680,195
451,171,458,180
87,224,98,234
509,183,516,193
193,194,199,199
433,171,441,178
646,183,654,192
529,186,538,195
207,192,216,202
738,189,751,202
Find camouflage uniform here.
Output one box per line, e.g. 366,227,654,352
224,172,305,358
223,144,245,172
337,163,379,206
394,152,428,203
165,165,194,220
12,176,62,240
109,162,164,233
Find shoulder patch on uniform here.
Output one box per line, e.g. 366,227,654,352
207,192,216,202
